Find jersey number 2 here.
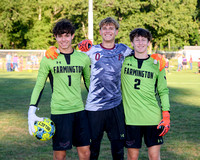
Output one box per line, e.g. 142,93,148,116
134,79,140,89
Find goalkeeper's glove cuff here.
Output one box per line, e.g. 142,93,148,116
28,106,43,135
162,111,170,118
157,111,170,136
28,106,37,115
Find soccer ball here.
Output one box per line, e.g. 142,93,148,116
33,118,55,141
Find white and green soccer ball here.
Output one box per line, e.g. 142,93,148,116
33,118,55,141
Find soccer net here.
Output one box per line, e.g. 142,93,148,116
0,49,45,72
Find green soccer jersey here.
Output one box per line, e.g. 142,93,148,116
121,54,170,125
30,50,91,115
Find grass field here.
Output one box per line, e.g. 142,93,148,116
0,65,200,160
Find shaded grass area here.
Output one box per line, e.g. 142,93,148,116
0,70,199,160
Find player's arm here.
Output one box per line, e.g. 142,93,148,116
82,55,91,91
156,69,170,136
119,43,132,57
30,58,50,107
28,58,50,135
45,40,93,60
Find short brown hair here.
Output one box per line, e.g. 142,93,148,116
99,17,119,30
129,28,152,42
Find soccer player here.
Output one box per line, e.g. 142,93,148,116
28,19,91,160
82,17,132,160
121,28,170,160
45,17,165,160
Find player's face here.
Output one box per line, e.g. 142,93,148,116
131,36,150,54
99,23,118,43
55,33,74,52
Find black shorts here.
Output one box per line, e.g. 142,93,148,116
51,110,90,151
125,125,163,148
86,102,125,141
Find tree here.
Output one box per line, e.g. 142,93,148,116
140,0,199,50
0,0,32,48
0,0,199,50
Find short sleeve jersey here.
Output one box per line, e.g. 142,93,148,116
85,43,132,111
30,50,91,115
121,53,170,125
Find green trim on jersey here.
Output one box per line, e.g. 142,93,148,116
121,55,170,125
30,50,91,115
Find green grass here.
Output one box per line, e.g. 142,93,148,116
0,68,199,160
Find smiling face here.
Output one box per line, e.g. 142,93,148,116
55,33,74,53
99,23,118,43
131,36,150,55
129,28,152,58
53,19,75,53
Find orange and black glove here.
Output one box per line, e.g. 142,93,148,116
151,54,166,71
45,46,59,60
157,111,170,136
78,39,93,52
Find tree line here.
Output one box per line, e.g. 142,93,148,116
0,0,199,51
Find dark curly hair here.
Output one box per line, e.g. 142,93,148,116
129,28,152,42
53,19,75,36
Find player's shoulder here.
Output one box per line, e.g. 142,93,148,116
74,49,83,54
116,43,132,56
118,43,129,47
41,56,50,63
38,56,53,68
117,43,131,49
85,44,102,55
124,50,134,58
92,44,102,50
93,44,101,48
74,49,90,59
149,55,158,64
75,49,86,55
148,55,161,71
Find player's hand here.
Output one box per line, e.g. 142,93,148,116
78,39,93,52
45,46,59,60
151,54,166,71
157,111,170,136
28,106,44,136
